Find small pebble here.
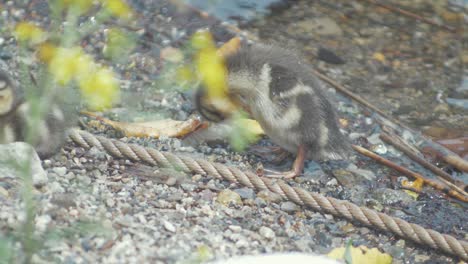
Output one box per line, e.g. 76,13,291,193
280,201,299,213
257,190,282,203
259,226,275,240
370,144,387,154
52,166,67,177
201,205,214,217
49,181,65,193
106,198,116,207
234,187,255,199
35,214,52,233
0,186,9,197
181,183,196,192
163,221,176,233
69,209,79,217
229,225,242,233
216,189,242,206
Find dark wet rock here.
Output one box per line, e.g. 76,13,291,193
372,189,414,206
403,199,468,236
317,47,345,64
0,51,12,60
346,164,376,181
385,239,406,259
338,185,368,205
393,104,417,115
332,165,375,188
331,169,355,187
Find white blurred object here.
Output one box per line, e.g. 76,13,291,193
209,252,342,264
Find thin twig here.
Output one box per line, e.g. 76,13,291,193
358,0,457,32
352,144,468,202
312,69,405,127
376,117,468,173
380,132,468,195
437,176,468,198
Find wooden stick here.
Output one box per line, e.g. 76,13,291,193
437,176,468,198
375,117,468,174
441,154,468,173
352,144,468,202
359,0,457,32
380,132,468,194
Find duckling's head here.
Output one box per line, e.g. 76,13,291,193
0,70,16,116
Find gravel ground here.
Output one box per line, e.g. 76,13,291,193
0,1,466,263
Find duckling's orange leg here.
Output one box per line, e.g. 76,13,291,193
261,144,306,179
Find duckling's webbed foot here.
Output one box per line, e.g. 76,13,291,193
260,145,306,179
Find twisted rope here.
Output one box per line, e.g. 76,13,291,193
68,128,468,260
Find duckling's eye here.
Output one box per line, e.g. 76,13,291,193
198,99,226,122
195,86,227,123
238,94,247,102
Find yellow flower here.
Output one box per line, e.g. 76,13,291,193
195,48,228,99
191,31,228,99
100,0,133,19
191,31,216,50
328,245,392,264
14,22,46,44
48,47,94,85
79,67,120,111
37,42,57,63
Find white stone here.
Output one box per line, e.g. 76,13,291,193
0,142,47,187
259,226,275,240
163,220,176,233
52,166,67,177
35,214,52,233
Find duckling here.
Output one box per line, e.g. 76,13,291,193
0,70,72,158
195,43,350,178
0,70,22,144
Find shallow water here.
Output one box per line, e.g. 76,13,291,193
183,0,283,23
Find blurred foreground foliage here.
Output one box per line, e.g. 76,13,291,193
2,1,134,263
14,0,135,111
